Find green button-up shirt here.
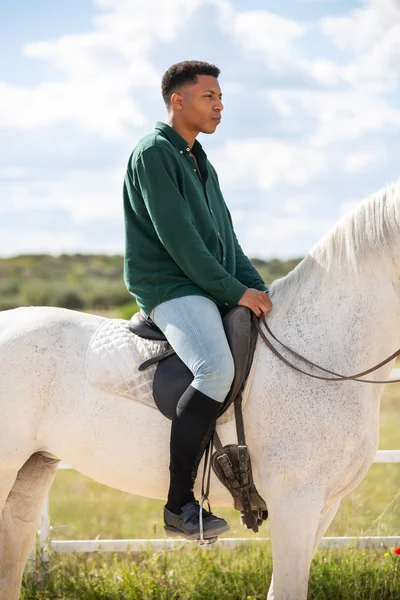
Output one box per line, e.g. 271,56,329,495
123,121,268,317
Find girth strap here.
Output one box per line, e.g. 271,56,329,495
138,348,176,371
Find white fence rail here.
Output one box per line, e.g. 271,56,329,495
37,368,400,555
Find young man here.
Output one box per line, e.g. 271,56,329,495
123,61,272,541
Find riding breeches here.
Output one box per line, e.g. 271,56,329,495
148,295,234,403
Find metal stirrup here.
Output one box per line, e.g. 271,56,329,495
198,436,214,545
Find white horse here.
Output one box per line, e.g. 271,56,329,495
1,181,400,600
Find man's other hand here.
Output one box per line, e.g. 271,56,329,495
238,288,272,317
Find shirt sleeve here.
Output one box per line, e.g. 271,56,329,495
225,205,269,293
133,146,248,307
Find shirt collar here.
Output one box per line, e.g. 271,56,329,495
155,121,205,157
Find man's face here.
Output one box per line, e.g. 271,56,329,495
173,75,224,134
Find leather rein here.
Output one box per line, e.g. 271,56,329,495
252,313,400,384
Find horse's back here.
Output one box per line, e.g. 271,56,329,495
0,306,103,337
0,305,104,373
0,306,105,402
0,306,102,389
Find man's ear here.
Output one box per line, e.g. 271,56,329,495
171,92,183,111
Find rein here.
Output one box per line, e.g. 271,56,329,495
252,313,400,384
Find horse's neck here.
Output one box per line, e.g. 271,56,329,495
271,258,400,375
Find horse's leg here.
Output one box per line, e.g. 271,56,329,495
265,486,323,600
313,501,340,552
0,470,18,514
267,499,341,599
0,452,59,600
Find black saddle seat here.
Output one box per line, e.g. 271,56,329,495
129,311,167,341
129,306,258,420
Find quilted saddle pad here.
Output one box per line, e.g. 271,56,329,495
85,318,169,410
85,317,257,423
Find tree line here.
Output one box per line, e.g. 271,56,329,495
0,254,302,313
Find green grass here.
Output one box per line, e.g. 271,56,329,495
21,376,400,598
22,548,400,599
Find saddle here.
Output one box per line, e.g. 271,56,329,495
129,306,268,532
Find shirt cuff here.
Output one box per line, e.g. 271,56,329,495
221,279,248,308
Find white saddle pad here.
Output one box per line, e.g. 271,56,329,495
85,317,258,424
86,318,168,411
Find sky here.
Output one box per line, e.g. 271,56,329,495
1,0,399,259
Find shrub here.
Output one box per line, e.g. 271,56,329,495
55,290,85,310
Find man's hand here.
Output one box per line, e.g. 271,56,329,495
238,288,272,317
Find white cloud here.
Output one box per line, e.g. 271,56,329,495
231,209,338,259
2,0,206,138
0,80,146,137
218,4,308,71
0,218,123,257
1,0,400,258
266,88,400,147
321,0,400,91
0,167,124,221
212,137,328,192
343,148,386,173
321,0,399,53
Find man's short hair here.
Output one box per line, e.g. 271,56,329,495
161,61,220,107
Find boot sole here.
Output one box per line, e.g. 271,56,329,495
164,523,230,541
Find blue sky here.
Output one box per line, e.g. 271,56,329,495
1,0,399,259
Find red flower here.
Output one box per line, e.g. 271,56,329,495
393,548,400,555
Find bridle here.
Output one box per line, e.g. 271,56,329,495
252,313,400,384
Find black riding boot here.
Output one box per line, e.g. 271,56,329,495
163,385,230,540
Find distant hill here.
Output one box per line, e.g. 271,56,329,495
0,254,302,312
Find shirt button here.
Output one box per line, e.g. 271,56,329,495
186,147,190,152
225,302,229,306
180,150,183,154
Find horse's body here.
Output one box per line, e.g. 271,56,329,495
1,183,400,599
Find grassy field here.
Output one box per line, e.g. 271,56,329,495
21,366,400,599
0,254,300,312
22,547,400,600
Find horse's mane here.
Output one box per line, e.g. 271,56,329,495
271,180,400,303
